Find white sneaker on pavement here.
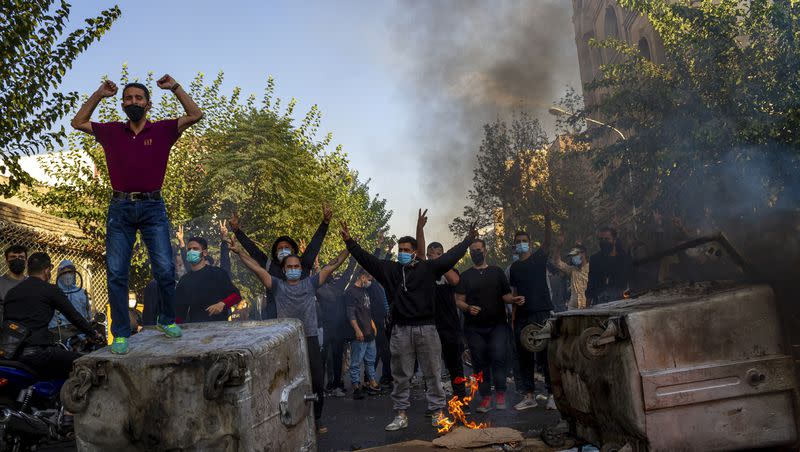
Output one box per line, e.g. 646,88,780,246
546,395,558,410
385,415,409,431
514,394,538,411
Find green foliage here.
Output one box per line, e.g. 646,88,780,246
578,0,800,233
453,107,602,263
27,68,391,293
0,0,120,195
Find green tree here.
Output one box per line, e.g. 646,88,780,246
0,0,120,195
576,0,800,234
28,68,391,294
450,112,553,263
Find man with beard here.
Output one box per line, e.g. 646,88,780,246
340,219,477,431
0,245,27,302
71,76,204,354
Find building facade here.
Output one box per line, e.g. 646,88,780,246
572,0,666,106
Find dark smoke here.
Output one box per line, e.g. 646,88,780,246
389,0,580,240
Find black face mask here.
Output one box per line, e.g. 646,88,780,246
8,258,25,275
599,241,614,254
470,249,485,265
123,104,146,122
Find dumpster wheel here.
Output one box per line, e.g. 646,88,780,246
520,323,548,353
579,326,609,359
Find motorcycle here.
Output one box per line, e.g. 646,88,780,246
0,313,107,451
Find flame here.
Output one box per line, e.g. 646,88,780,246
436,372,489,434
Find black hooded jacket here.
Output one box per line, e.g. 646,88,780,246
345,238,470,326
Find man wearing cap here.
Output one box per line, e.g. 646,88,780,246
551,239,590,310
71,75,204,354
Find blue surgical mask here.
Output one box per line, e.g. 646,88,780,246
570,255,583,266
511,254,520,262
515,242,530,254
285,268,302,281
397,252,414,265
186,250,202,265
277,248,292,262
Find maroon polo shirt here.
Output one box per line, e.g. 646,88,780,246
91,119,180,193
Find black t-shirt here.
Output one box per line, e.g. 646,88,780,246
456,266,511,328
345,286,375,342
175,265,239,323
509,250,553,314
434,270,461,339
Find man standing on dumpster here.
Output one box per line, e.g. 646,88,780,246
71,75,204,354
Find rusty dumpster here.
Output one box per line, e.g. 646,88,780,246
63,320,317,452
546,277,798,451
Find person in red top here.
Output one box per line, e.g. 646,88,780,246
71,75,203,354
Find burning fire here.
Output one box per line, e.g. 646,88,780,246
436,372,489,434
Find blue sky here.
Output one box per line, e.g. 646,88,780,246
55,1,580,246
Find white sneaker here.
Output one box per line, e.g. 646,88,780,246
535,393,549,402
385,415,409,431
546,395,558,410
514,395,538,411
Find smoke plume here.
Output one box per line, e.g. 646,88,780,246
389,0,580,241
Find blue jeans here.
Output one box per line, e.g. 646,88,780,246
349,339,377,385
106,199,175,338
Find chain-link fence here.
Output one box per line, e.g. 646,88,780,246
0,219,107,313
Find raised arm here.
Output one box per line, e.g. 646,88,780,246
340,221,391,288
543,204,552,252
156,74,203,135
229,237,272,289
230,213,269,268
71,80,117,134
429,221,478,276
301,204,332,270
318,249,350,285
219,220,232,276
333,257,358,292
416,209,428,261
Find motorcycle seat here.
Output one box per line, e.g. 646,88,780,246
0,360,41,379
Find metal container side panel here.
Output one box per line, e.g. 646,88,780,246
74,320,315,452
549,315,648,446
645,392,798,452
625,285,783,372
233,321,316,452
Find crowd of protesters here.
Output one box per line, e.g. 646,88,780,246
0,73,725,436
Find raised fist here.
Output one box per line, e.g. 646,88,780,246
157,74,178,91
96,80,118,98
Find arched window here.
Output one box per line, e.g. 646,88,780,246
604,7,620,39
638,37,652,61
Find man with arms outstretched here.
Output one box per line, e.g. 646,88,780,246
71,75,203,354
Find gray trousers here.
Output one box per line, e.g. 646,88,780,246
389,324,446,411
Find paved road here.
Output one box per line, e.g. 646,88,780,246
317,379,562,452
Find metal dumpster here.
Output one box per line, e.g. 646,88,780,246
63,320,317,452
544,235,800,451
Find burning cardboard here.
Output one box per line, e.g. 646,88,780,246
432,426,524,449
